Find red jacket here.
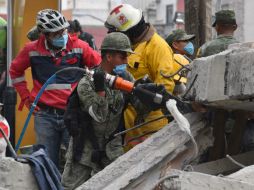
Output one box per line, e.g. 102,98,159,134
10,35,101,110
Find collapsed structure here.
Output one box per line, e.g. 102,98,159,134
1,42,254,189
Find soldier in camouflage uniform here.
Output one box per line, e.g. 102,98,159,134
198,10,242,160
61,32,142,189
198,10,238,57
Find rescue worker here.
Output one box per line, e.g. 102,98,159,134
198,9,238,57
165,29,195,95
166,29,195,58
105,4,175,150
0,17,7,101
9,9,101,167
62,32,149,189
68,19,97,50
196,10,241,160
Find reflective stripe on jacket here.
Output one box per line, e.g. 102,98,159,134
10,35,101,110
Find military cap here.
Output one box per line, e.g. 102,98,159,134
212,9,236,27
165,29,195,46
101,32,134,53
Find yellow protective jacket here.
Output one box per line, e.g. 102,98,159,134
124,25,175,151
172,54,190,83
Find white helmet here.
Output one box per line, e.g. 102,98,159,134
105,4,142,32
36,9,69,33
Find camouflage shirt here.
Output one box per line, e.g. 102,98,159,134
198,34,239,57
66,68,148,166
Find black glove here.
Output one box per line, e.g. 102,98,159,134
134,83,193,113
134,74,153,87
133,83,166,111
93,70,105,92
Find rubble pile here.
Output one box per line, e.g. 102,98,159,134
0,157,38,190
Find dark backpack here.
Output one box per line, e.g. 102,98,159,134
64,87,93,162
64,87,106,164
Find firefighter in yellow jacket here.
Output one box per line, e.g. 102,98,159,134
105,4,175,150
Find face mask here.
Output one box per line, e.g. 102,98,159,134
51,33,68,48
183,42,194,55
113,64,127,75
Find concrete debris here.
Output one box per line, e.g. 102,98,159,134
161,169,254,190
0,157,38,190
228,165,254,185
186,42,254,111
77,113,213,190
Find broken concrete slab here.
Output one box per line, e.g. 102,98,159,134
186,43,254,111
186,50,230,102
226,49,254,99
228,42,254,50
161,169,254,190
76,113,212,190
228,165,254,185
0,157,38,190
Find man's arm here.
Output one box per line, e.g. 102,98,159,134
147,42,175,93
77,74,109,123
80,41,101,68
9,45,31,110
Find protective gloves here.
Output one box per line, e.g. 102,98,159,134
93,70,106,92
134,74,153,86
133,83,190,113
133,83,166,111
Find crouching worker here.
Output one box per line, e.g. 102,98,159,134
62,32,139,189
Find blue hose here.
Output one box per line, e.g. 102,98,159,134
15,67,86,152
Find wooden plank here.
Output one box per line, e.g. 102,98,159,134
208,109,227,161
228,111,248,155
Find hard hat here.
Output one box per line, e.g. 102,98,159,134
101,32,134,53
36,9,69,33
105,4,142,32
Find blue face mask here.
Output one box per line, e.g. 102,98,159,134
183,42,194,55
113,64,127,75
51,33,68,48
